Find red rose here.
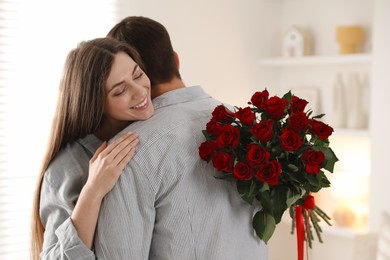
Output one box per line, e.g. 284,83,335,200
212,152,235,172
206,119,223,136
288,112,309,133
310,119,334,140
302,149,325,175
291,96,308,113
251,89,269,109
247,144,270,167
235,107,255,125
255,160,281,185
251,119,274,143
303,194,315,209
212,105,235,123
280,128,302,151
199,140,218,162
233,162,253,180
264,96,288,120
216,124,240,149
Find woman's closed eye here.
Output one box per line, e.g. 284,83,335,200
113,85,127,96
133,70,144,80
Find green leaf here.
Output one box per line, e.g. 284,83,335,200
319,147,339,173
256,191,273,213
307,174,320,190
236,180,251,195
286,189,302,208
252,210,276,244
201,130,212,140
287,164,299,172
271,186,289,223
282,90,293,103
312,113,325,119
241,181,258,205
214,172,235,182
311,135,329,147
288,170,306,184
259,182,270,192
316,171,331,188
307,110,313,118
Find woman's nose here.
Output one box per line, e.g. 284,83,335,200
130,82,147,100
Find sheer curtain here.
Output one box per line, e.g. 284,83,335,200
0,1,123,258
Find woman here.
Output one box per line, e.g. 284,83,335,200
31,37,154,260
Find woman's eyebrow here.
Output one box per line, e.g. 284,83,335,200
109,64,139,92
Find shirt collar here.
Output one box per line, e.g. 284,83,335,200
152,85,211,110
76,134,102,155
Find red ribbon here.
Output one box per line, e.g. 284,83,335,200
295,205,304,260
295,195,315,260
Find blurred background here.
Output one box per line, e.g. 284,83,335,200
0,0,389,259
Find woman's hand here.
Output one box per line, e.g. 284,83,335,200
85,132,139,200
71,132,138,249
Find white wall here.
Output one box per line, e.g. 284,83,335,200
369,0,390,231
1,2,120,259
119,0,281,107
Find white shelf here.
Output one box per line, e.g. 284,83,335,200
258,54,372,67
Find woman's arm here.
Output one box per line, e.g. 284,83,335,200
71,132,138,249
40,132,138,259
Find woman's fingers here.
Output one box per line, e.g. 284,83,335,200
117,146,136,170
86,132,139,199
104,132,138,153
112,138,139,167
90,141,107,163
96,132,139,167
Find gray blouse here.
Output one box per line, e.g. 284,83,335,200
40,134,101,259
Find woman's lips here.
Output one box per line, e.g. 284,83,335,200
131,97,148,109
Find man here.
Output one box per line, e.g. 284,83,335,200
94,16,268,259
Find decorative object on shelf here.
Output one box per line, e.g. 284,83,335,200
198,89,338,260
345,72,368,129
282,26,313,57
336,25,364,54
332,73,347,128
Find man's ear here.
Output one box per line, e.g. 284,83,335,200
173,51,180,70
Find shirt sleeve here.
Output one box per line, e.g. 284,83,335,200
39,166,96,260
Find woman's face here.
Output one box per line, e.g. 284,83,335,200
104,51,154,127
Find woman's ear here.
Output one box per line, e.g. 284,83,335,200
173,51,180,70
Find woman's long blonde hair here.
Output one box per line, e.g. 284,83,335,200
30,37,144,260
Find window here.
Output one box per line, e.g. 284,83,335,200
0,1,122,258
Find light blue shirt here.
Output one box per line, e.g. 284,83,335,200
95,86,268,260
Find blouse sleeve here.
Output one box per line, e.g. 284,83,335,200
39,148,96,260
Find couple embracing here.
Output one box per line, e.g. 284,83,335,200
31,16,268,260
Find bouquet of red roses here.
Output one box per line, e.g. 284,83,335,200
198,89,338,251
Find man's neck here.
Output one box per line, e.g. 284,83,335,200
151,77,186,98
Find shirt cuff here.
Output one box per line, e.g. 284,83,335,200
55,217,95,260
